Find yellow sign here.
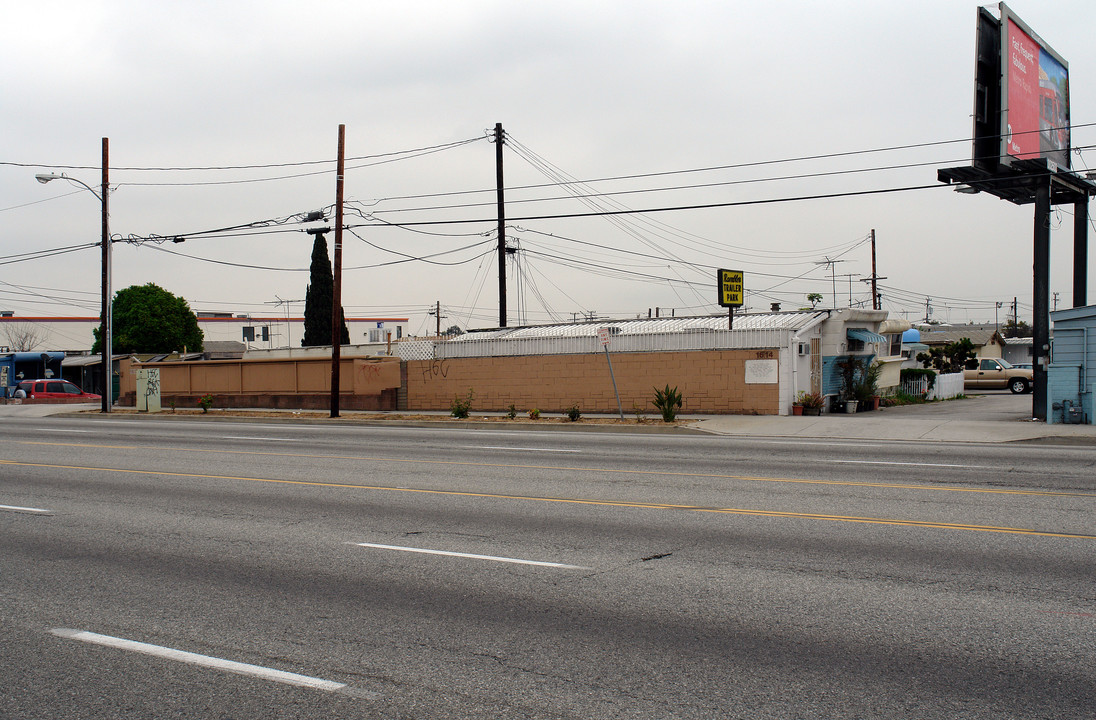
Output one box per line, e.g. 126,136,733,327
717,268,744,307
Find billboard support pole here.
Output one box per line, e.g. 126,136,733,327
1032,179,1051,421
1075,198,1088,308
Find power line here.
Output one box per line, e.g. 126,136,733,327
0,242,101,267
348,181,950,229
345,229,494,266
326,122,1096,209
5,136,486,173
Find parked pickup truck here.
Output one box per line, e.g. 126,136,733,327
963,358,1034,394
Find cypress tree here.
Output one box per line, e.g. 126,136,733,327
302,232,350,346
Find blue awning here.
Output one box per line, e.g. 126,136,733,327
847,328,888,344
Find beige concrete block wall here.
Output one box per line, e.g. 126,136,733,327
117,352,777,414
118,356,401,407
352,358,402,395
406,350,779,414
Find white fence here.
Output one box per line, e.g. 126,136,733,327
396,328,793,361
901,371,964,400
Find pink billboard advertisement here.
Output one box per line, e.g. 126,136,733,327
1003,11,1070,167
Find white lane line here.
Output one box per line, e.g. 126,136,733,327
0,504,51,514
352,542,590,569
468,445,580,453
223,436,303,442
51,629,357,694
40,429,91,433
743,439,891,448
830,460,991,469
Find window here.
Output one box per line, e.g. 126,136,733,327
888,334,902,357
979,359,999,371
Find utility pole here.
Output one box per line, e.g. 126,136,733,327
329,124,346,418
924,297,932,323
101,138,111,412
870,229,878,310
859,230,887,310
429,301,447,337
494,122,507,328
1052,291,1060,312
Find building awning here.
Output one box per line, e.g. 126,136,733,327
847,328,888,344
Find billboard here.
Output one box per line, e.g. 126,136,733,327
973,4,1070,171
717,269,744,308
999,4,1070,168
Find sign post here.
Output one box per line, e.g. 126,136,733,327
599,327,625,420
717,268,745,329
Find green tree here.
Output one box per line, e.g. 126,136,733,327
302,232,349,346
916,338,977,373
1001,318,1032,338
92,283,203,354
807,292,823,309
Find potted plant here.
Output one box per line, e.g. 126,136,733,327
796,391,824,416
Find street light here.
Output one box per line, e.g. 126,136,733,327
35,138,112,413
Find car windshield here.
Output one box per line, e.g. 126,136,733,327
996,359,1014,369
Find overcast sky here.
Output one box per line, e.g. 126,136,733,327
2,0,1094,340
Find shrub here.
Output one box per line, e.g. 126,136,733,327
528,408,541,420
198,393,214,413
565,404,581,422
652,384,683,422
506,404,517,419
837,356,881,403
450,388,474,418
795,390,824,409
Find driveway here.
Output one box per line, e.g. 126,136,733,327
880,390,1038,422
690,390,1096,444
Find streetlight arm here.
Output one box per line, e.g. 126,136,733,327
34,172,103,202
34,142,112,415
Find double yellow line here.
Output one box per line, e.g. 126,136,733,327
4,440,1094,540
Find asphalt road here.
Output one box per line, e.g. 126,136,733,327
2,416,1094,718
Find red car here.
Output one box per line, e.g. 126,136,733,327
15,379,101,401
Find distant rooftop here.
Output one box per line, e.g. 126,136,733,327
457,311,827,341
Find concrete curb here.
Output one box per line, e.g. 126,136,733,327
7,401,1095,444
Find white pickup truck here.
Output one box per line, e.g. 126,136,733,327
963,358,1034,394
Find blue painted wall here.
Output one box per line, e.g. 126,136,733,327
1047,307,1096,424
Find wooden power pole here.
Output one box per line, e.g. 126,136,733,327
495,122,507,328
330,124,346,418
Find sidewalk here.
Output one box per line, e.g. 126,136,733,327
688,412,1096,444
689,393,1096,444
1,395,1093,445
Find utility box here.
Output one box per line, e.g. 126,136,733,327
1047,305,1096,424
